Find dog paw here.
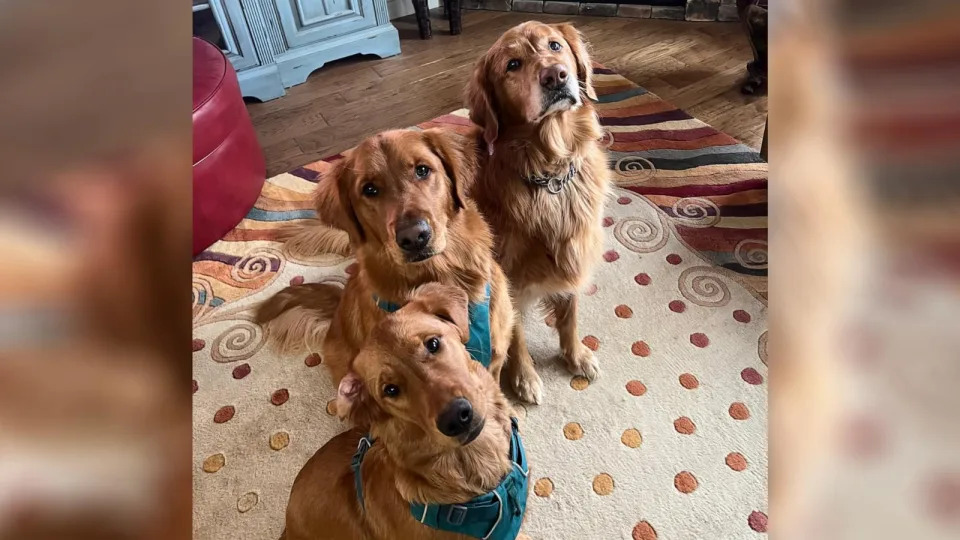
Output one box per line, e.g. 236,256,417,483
510,364,544,405
562,345,600,381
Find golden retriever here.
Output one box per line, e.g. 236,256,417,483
281,283,526,540
255,129,517,394
465,22,611,403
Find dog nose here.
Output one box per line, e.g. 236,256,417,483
436,398,474,437
539,64,568,90
395,219,432,253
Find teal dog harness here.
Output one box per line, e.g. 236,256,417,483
373,283,493,368
351,417,528,540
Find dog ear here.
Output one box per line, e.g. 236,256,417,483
405,283,470,344
465,57,499,156
553,23,597,102
422,128,477,212
315,157,366,243
336,372,380,427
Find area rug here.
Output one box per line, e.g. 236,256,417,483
192,65,768,540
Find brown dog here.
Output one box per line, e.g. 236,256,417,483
465,22,611,403
282,284,526,540
256,129,517,394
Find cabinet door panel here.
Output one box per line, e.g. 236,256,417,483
210,0,260,71
275,0,377,48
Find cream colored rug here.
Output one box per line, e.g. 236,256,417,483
193,68,768,539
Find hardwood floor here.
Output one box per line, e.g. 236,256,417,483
247,11,768,177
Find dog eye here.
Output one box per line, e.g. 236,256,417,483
361,183,379,197
424,337,441,354
506,59,520,72
383,384,400,398
415,164,431,179
549,41,562,52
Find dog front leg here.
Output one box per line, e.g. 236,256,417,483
546,292,599,380
505,296,544,404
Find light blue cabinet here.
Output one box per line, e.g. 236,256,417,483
194,0,400,101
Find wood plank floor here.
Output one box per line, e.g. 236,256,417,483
247,11,768,177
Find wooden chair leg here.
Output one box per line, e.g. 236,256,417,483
411,0,432,39
448,0,462,35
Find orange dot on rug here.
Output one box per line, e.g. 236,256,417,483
690,332,710,348
668,300,686,313
748,511,768,532
214,405,235,424
325,399,337,416
631,341,650,357
621,428,642,448
626,380,647,396
534,478,554,497
733,309,751,323
634,272,651,286
582,335,600,351
570,376,590,390
674,471,698,493
632,521,658,540
674,417,696,434
593,473,615,495
615,304,634,318
269,431,290,451
726,452,747,471
232,363,251,379
304,353,322,367
202,453,225,473
679,373,699,389
729,402,751,420
563,422,584,440
741,367,763,385
237,492,258,513
271,389,290,406
603,250,620,262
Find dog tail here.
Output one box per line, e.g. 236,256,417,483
278,219,351,258
255,283,343,354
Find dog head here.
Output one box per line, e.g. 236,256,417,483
336,283,495,448
315,129,474,264
467,21,597,154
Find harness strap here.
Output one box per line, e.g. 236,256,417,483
351,419,528,539
408,418,528,539
351,435,374,512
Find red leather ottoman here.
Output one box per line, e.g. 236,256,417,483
193,37,265,256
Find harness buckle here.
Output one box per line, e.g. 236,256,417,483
445,505,468,526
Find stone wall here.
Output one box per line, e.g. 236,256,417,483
465,0,740,21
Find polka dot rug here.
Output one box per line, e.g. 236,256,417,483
192,65,768,539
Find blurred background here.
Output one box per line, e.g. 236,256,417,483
0,0,957,538
0,1,191,539
770,0,960,538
